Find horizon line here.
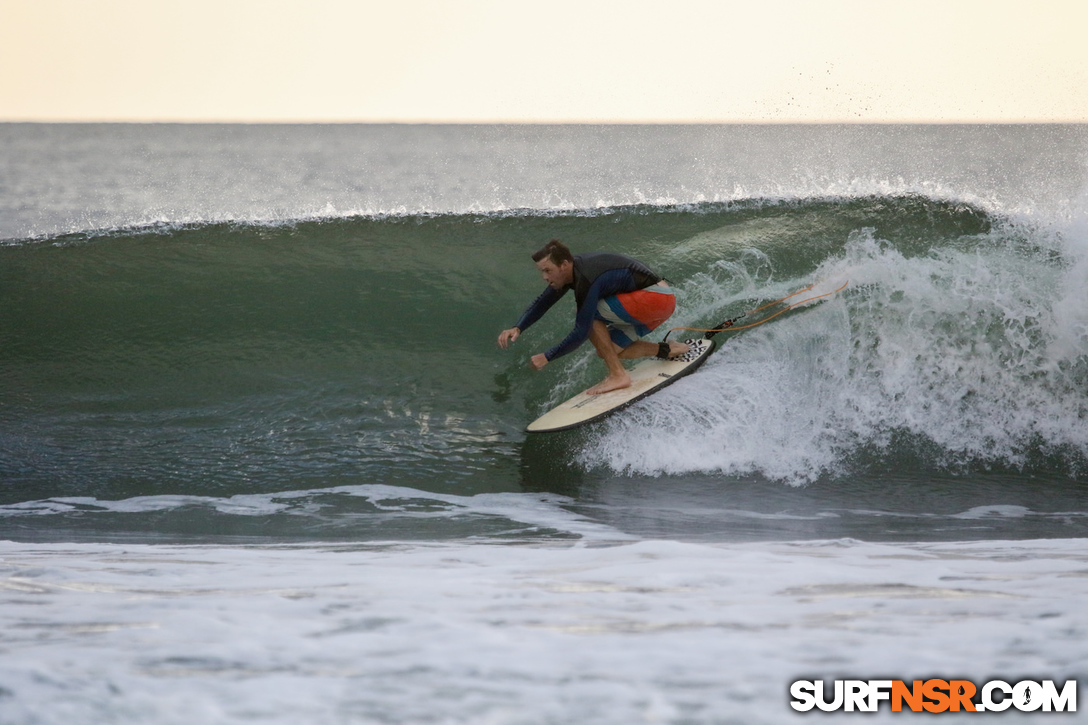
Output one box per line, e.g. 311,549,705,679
4,117,1087,125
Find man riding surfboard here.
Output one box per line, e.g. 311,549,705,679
497,239,689,395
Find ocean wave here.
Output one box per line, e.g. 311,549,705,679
2,194,1086,502
580,220,1088,483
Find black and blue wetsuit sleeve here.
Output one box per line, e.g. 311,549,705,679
514,286,565,332
544,269,637,361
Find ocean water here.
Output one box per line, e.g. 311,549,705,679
1,123,1087,722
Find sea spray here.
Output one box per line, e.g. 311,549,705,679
581,219,1088,482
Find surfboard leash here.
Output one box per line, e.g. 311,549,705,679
663,281,848,341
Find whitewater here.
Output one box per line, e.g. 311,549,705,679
1,123,1087,723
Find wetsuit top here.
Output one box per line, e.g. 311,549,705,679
514,252,662,361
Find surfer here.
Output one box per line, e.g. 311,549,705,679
497,239,689,395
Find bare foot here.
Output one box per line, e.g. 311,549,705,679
666,341,690,358
586,373,632,395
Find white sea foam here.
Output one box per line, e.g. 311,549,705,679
0,485,627,541
582,222,1088,483
0,537,1084,724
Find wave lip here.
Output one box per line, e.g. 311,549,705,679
4,123,1085,243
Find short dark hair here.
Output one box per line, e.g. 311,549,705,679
531,239,574,266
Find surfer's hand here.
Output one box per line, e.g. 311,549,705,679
530,353,548,370
497,327,520,349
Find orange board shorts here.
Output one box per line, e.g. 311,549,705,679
595,283,676,348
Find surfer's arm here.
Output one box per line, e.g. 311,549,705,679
513,286,564,333
542,300,597,361
543,269,634,361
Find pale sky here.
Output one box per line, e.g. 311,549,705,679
2,0,1086,122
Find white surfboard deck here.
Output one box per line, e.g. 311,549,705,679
526,338,716,433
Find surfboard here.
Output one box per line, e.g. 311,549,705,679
525,338,716,433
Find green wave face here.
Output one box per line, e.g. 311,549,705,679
2,196,1086,540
